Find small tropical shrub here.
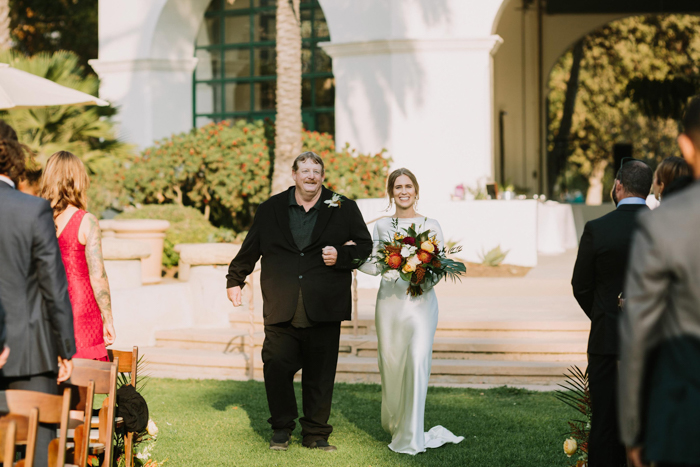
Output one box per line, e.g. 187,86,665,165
479,245,509,267
115,205,220,269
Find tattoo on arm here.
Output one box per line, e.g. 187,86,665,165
85,214,113,324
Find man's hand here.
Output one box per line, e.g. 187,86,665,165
0,346,9,369
57,357,73,383
227,286,243,307
322,246,338,266
627,446,647,467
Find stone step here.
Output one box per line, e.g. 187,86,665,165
154,328,587,362
228,311,589,339
140,347,581,386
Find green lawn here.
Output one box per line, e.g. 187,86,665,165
145,379,575,467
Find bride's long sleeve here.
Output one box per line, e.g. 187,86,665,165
358,222,381,276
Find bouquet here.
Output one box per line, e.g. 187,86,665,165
373,219,466,297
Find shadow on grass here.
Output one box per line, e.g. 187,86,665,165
206,379,272,441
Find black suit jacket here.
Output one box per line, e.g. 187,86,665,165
226,186,373,325
0,182,75,377
572,203,648,356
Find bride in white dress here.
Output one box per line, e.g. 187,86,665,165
358,168,464,455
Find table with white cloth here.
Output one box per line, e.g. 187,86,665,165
354,198,578,289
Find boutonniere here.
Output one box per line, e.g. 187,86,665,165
324,193,342,208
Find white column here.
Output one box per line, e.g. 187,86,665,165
89,58,198,150
321,37,502,201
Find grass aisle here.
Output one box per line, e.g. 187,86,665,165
147,379,575,467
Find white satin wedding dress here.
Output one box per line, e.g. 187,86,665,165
359,216,464,455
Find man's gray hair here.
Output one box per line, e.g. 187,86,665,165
292,151,325,173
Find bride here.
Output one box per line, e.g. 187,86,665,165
358,168,464,455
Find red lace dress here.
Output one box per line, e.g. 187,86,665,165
58,209,108,361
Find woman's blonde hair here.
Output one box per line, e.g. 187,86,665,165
40,151,89,217
386,168,419,209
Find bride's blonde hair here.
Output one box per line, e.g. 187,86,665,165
40,151,89,218
386,168,419,210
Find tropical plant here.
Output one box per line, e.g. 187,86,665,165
555,366,591,467
271,0,302,194
479,245,509,267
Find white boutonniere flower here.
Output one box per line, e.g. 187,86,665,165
324,193,342,208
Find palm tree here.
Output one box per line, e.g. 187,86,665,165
271,0,302,194
0,49,132,171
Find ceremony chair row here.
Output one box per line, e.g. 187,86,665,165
0,347,139,467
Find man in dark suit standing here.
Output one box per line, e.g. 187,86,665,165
226,152,372,452
572,159,653,467
620,97,700,467
0,137,76,467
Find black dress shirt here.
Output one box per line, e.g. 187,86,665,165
288,188,323,328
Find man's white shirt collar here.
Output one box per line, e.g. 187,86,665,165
0,174,15,188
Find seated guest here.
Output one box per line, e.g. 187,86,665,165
652,156,692,201
40,151,116,361
0,138,76,467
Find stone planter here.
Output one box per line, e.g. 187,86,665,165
174,243,242,326
101,219,170,284
102,238,151,289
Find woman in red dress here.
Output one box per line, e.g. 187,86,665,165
40,151,115,361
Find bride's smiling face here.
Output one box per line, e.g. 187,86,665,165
393,174,417,209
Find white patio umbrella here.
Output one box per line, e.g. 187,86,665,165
0,63,109,110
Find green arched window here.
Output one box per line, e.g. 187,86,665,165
194,0,334,134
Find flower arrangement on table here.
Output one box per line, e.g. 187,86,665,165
373,219,466,297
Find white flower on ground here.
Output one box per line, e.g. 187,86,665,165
407,255,422,268
400,245,416,258
382,269,400,282
147,419,159,437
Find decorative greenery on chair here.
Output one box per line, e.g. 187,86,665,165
555,365,591,467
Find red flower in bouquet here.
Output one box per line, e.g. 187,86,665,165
402,236,416,246
387,253,403,269
416,249,433,264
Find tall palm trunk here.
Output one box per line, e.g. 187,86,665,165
0,0,11,50
271,0,302,195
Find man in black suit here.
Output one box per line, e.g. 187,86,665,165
226,152,372,452
572,159,653,467
620,97,700,467
0,137,76,467
227,152,372,451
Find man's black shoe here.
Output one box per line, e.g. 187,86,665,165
305,439,337,452
270,430,290,451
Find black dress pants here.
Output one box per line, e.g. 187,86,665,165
588,354,627,467
0,372,58,467
262,321,341,444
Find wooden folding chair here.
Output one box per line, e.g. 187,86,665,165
1,417,19,467
0,412,36,467
63,359,118,467
1,388,71,467
107,347,138,467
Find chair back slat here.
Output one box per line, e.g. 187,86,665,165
108,347,138,386
0,418,17,464
2,388,70,467
69,359,116,394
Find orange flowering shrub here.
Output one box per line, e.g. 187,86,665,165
122,120,270,230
